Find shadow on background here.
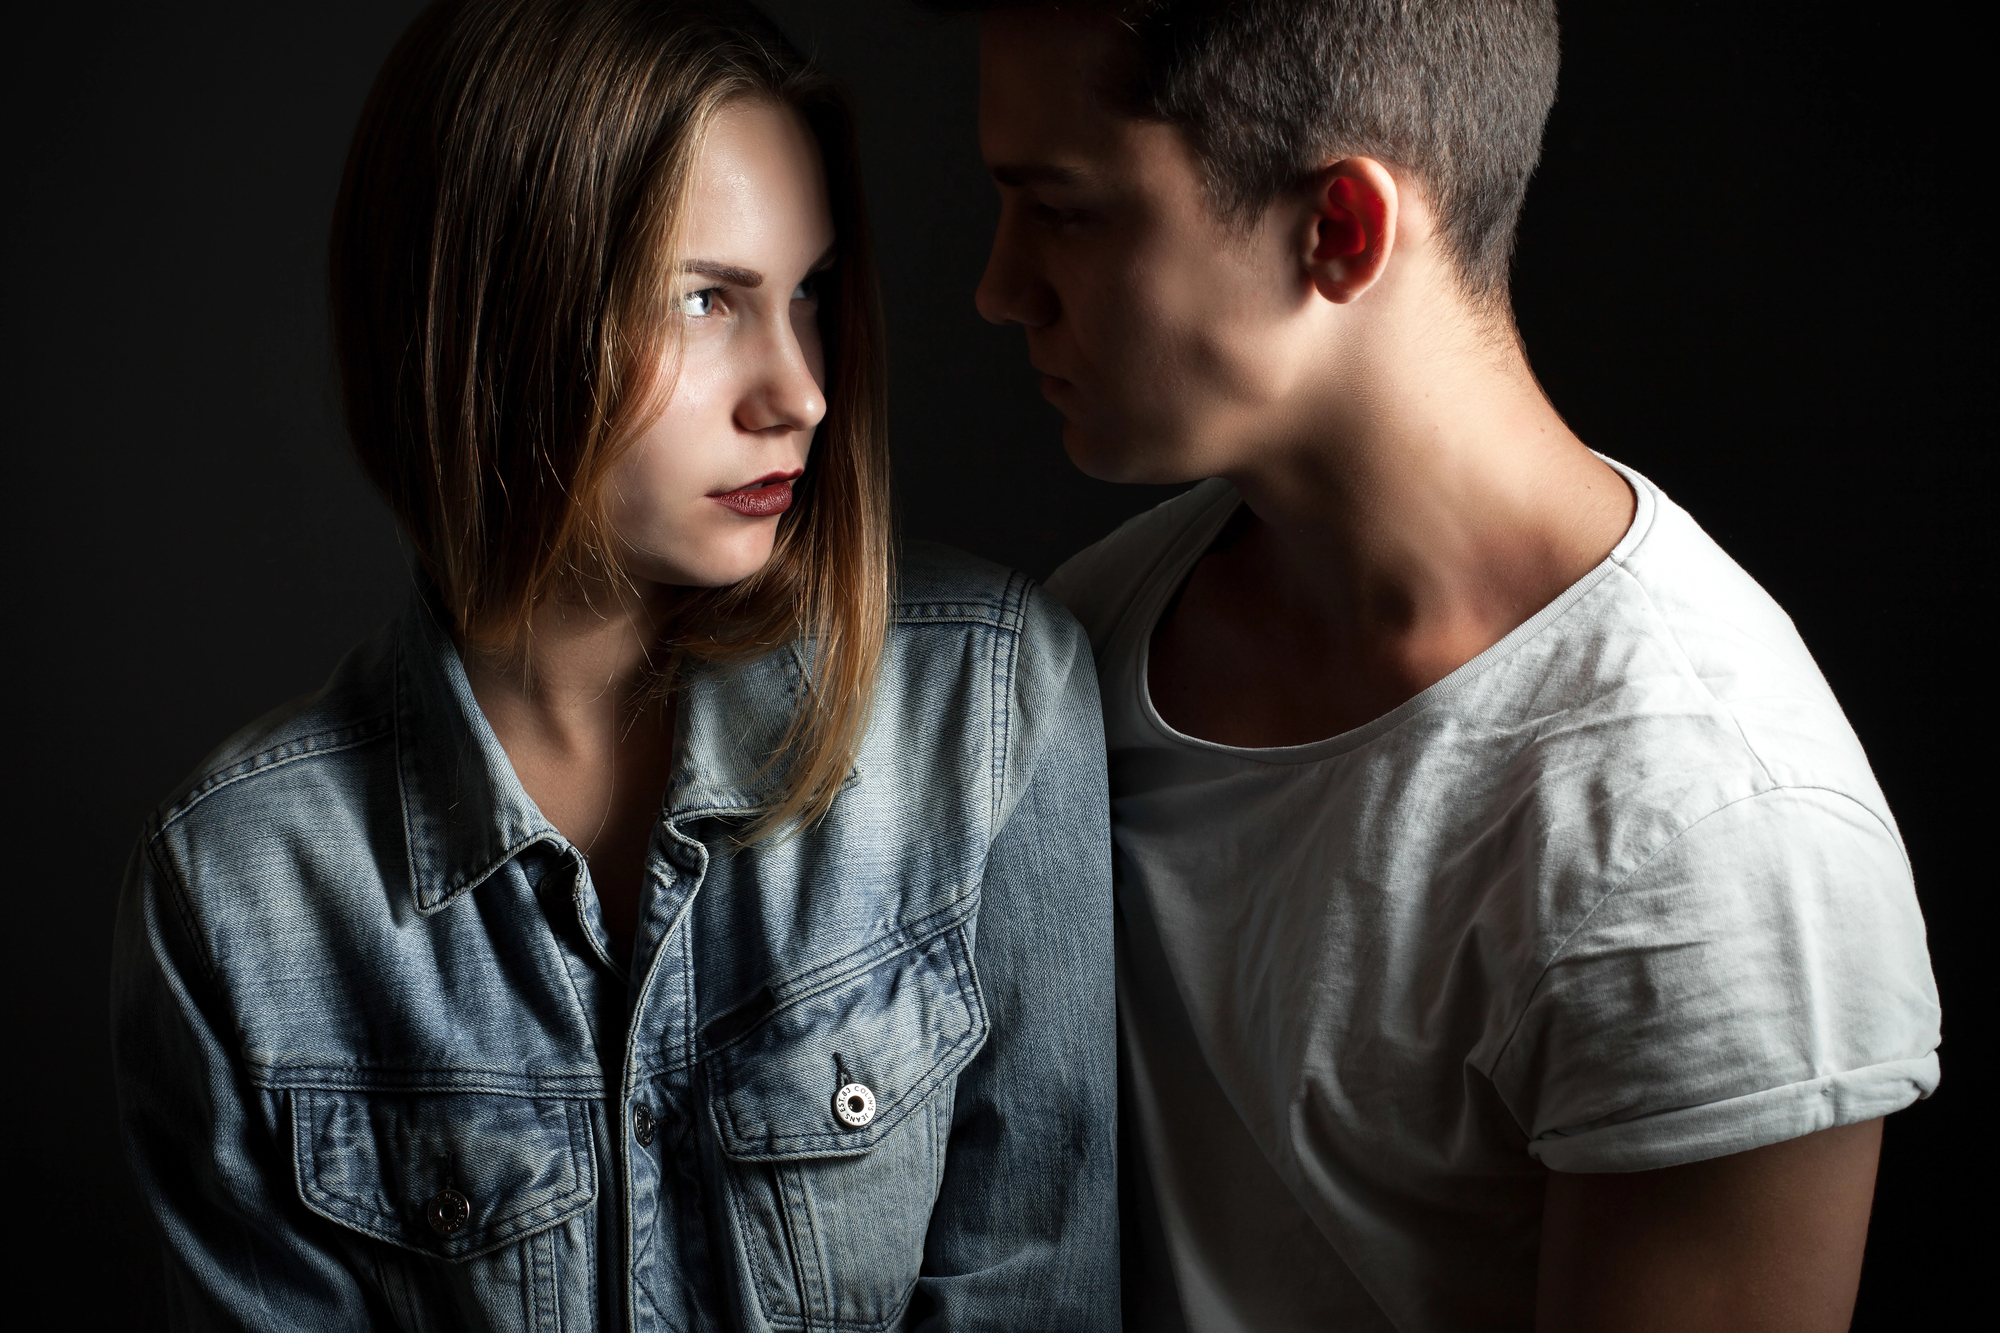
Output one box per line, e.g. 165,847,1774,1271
3,2,1978,1322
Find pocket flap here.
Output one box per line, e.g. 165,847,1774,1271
705,926,989,1161
292,1090,596,1261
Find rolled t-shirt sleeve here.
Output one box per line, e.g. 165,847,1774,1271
1494,786,1940,1173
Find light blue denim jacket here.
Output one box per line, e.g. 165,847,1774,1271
111,543,1118,1332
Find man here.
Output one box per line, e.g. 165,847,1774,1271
938,1,1941,1329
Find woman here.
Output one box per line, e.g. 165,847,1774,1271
109,2,1117,1328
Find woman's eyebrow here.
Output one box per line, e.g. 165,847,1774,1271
683,260,762,287
683,245,837,286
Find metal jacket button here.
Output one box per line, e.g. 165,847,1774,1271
633,1103,656,1147
834,1082,876,1128
425,1187,470,1236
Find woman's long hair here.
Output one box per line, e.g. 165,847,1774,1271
330,0,891,838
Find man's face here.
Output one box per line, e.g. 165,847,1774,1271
974,11,1321,484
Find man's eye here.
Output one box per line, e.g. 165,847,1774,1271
1032,203,1087,228
681,288,718,318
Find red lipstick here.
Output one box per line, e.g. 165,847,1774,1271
711,469,802,518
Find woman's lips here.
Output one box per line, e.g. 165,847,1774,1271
710,469,802,518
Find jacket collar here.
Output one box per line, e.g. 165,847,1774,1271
663,644,812,820
393,598,561,915
390,595,811,914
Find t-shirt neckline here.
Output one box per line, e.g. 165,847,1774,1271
1125,455,1658,766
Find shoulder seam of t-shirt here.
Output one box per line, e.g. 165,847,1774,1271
1483,781,1915,1106
1600,561,1779,792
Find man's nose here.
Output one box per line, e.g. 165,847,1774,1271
974,216,1058,329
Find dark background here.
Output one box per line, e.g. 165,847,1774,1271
4,1,1982,1323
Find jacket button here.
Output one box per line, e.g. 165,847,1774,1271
633,1103,656,1148
834,1082,876,1128
425,1187,470,1237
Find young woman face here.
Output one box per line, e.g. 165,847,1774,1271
608,98,835,589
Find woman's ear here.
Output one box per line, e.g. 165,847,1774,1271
1305,157,1398,304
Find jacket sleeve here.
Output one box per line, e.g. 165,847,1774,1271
111,837,384,1329
911,584,1120,1330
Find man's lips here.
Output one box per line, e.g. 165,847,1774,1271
1037,372,1083,419
710,469,802,518
1032,362,1076,395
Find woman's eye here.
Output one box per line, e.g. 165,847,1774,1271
792,276,817,302
681,288,718,318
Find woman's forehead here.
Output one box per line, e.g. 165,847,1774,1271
684,100,833,262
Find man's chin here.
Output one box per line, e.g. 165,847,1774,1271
1059,418,1200,486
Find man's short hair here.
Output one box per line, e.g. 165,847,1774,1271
936,0,1559,304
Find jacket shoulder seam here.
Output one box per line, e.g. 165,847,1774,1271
989,571,1031,826
145,836,220,989
154,714,395,834
893,597,1026,632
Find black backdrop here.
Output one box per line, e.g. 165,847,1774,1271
4,3,1982,1323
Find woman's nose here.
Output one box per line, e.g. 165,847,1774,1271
736,321,826,435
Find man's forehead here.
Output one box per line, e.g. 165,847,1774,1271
976,7,1136,167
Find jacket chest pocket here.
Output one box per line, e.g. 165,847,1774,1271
290,1088,597,1333
703,925,989,1332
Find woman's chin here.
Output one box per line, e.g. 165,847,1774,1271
626,535,777,591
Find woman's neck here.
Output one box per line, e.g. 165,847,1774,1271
466,585,672,753
462,581,680,964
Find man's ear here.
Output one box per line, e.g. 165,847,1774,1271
1304,157,1398,304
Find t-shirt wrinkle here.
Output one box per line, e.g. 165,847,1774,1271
1607,560,1781,790
1487,783,1796,1083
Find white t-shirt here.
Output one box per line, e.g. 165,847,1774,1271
1046,461,1939,1333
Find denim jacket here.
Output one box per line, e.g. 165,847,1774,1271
111,543,1118,1332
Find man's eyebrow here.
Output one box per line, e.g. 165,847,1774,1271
989,163,1085,188
683,260,762,287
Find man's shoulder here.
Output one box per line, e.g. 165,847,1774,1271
1045,480,1235,655
1593,469,1885,809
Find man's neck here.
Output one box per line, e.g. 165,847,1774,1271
1239,329,1627,645
1150,327,1633,748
